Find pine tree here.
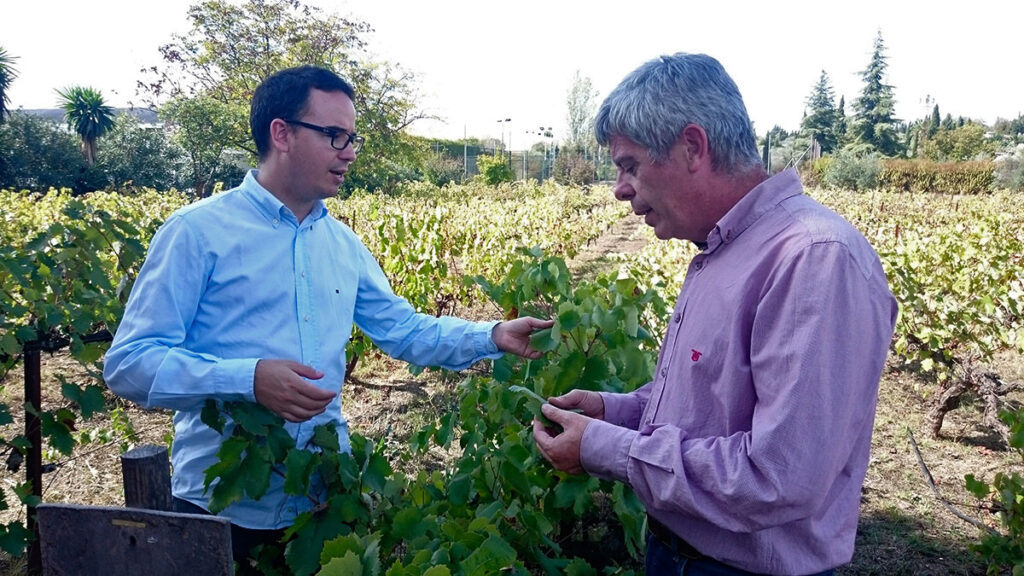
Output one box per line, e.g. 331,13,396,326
851,31,901,156
800,70,839,153
929,104,941,137
835,95,847,146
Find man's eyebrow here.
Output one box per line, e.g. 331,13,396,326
612,155,634,169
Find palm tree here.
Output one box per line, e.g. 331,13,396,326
0,46,19,123
56,86,116,166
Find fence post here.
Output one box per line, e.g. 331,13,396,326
121,444,172,511
24,342,43,575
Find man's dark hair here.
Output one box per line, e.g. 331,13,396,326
250,65,355,159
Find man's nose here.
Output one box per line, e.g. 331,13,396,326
613,179,634,201
337,146,357,161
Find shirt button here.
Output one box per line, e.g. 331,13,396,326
304,315,311,322
273,218,279,226
301,271,306,278
694,261,704,271
674,313,682,323
660,367,668,378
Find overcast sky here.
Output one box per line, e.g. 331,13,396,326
4,0,1022,147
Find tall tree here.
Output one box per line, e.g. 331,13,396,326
140,0,430,192
565,70,599,153
55,86,116,166
0,112,93,191
0,46,19,124
929,104,941,137
97,113,187,191
851,31,901,156
835,95,847,145
161,95,245,195
800,70,839,154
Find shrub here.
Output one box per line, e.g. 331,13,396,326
420,150,464,186
823,145,880,191
475,153,514,185
554,152,595,185
994,144,1024,191
802,156,833,188
878,160,995,194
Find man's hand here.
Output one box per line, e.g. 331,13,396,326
491,317,555,359
548,389,605,420
533,403,591,474
253,359,335,422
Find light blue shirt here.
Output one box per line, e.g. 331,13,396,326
104,170,500,529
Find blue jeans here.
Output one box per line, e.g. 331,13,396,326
645,532,835,576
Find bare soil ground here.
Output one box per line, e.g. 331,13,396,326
1,215,1021,575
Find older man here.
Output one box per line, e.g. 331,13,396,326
534,53,897,576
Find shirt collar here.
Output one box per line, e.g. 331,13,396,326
704,168,803,252
240,170,328,226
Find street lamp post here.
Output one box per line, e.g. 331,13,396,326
496,118,511,155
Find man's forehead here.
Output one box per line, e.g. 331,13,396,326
609,134,642,163
305,90,356,125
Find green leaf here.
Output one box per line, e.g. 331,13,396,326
0,333,20,356
509,385,547,407
459,533,517,576
313,424,341,452
362,453,391,493
553,475,595,514
14,482,41,507
232,402,281,435
421,566,451,576
284,449,318,496
316,551,362,575
564,557,598,576
200,400,225,434
241,444,273,501
61,383,106,419
623,305,639,338
965,474,990,498
391,507,426,541
492,355,515,382
0,521,31,556
557,304,582,331
528,326,561,353
553,350,587,394
285,508,349,576
40,412,75,455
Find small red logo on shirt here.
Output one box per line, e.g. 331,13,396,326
691,349,703,362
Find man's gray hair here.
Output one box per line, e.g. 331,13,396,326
595,53,762,172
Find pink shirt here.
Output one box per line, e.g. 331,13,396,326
581,170,897,575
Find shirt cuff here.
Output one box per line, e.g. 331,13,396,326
216,357,260,402
599,392,644,429
481,320,501,356
580,418,637,484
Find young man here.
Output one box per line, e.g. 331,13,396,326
533,53,898,575
104,65,551,565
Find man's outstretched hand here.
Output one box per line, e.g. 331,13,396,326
253,359,335,422
492,317,555,359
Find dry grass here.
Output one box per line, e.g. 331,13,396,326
1,217,1021,575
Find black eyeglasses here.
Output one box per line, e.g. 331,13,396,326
282,119,365,153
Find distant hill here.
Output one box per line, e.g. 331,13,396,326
19,107,160,125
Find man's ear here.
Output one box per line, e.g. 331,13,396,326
268,118,292,154
679,124,710,171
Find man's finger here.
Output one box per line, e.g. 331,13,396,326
290,362,325,380
293,380,336,402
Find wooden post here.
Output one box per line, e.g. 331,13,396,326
121,445,172,511
24,343,43,575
